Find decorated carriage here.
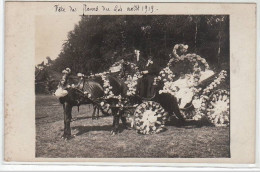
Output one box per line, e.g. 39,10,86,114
155,44,230,127
55,44,230,138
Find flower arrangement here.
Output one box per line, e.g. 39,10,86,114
172,44,189,60
77,73,85,78
60,68,71,86
202,70,227,95
154,67,175,85
87,71,114,99
167,53,210,71
54,87,68,98
125,72,143,96
54,68,71,98
101,74,115,98
62,67,71,75
161,50,210,96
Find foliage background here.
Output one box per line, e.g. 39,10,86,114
47,15,229,74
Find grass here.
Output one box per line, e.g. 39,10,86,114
36,94,230,158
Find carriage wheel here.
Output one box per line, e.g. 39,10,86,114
134,101,168,134
206,90,230,127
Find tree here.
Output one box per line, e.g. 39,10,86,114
50,15,229,74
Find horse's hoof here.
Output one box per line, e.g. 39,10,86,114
110,130,117,136
71,118,77,122
61,134,73,140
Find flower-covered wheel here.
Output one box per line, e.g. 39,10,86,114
206,90,230,126
134,101,168,134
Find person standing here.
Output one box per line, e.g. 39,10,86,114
139,56,161,98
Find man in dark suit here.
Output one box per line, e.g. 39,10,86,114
139,56,161,98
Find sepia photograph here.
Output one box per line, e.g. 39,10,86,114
35,15,230,158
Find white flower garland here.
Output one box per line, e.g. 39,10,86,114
54,68,71,98
125,72,143,96
154,67,175,85
167,53,210,71
172,44,189,59
202,70,227,95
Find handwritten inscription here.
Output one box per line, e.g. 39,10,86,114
54,4,157,14
114,5,123,12
83,4,99,12
54,5,66,12
127,5,154,13
69,6,77,12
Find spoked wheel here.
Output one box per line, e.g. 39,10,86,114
134,101,168,134
206,90,230,127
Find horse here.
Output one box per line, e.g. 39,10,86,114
56,71,131,139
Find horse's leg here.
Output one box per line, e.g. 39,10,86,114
96,107,100,119
112,115,116,127
111,108,120,135
62,102,72,139
120,114,131,130
92,105,96,120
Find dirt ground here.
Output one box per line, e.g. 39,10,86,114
36,94,230,158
